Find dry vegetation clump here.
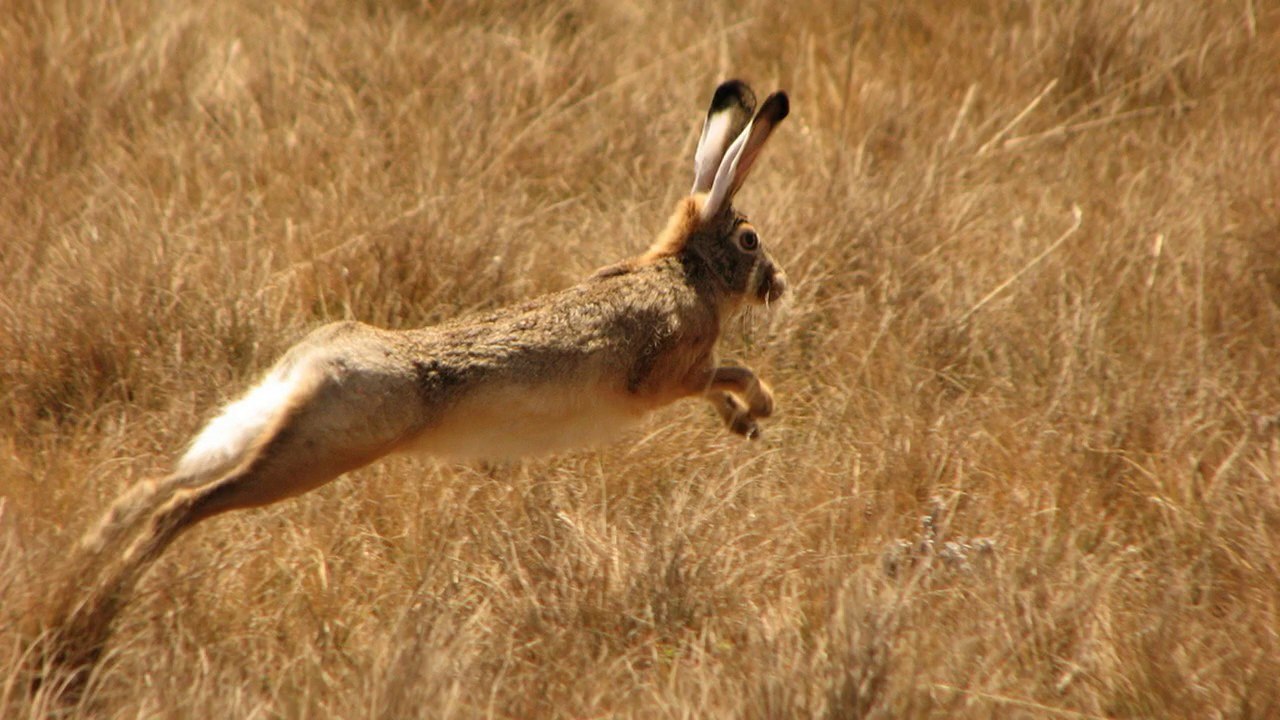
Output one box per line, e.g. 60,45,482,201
3,0,1279,717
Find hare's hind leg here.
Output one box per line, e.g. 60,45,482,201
43,357,406,692
107,426,372,595
42,416,386,695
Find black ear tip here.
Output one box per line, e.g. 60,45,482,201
761,91,790,122
709,79,756,114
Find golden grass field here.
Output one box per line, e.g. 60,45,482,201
3,0,1279,716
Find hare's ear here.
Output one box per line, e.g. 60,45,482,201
701,91,789,221
691,80,756,194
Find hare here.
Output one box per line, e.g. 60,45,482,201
42,80,789,686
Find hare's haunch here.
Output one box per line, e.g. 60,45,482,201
42,81,790,688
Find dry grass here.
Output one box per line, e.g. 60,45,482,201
3,0,1280,716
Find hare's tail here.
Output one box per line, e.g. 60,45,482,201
38,364,312,698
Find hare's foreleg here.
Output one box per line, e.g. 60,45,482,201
702,364,774,438
705,364,773,417
706,390,760,438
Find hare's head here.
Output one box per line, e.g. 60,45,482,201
647,81,789,308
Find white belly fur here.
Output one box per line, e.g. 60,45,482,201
401,382,643,461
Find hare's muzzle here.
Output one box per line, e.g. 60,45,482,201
757,263,788,304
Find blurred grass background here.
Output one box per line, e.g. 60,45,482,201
2,0,1279,716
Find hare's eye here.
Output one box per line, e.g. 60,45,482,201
738,230,759,252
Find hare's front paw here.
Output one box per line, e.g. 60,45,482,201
709,391,763,440
748,379,775,419
730,411,761,440
706,364,775,424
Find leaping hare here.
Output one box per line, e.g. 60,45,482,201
42,80,789,685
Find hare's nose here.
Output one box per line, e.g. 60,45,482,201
760,265,787,303
769,269,788,301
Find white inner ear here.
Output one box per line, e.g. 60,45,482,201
692,111,737,194
700,123,751,221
